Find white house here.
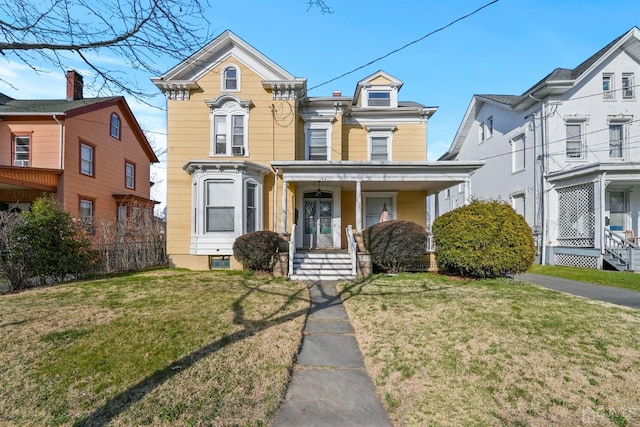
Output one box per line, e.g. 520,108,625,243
436,27,640,272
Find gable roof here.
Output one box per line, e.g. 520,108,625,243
0,94,119,115
439,27,640,160
353,70,404,105
0,94,158,163
152,29,306,94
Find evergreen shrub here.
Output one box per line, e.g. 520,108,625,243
233,231,281,272
363,220,428,274
432,199,536,278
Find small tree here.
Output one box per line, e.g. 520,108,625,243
432,199,536,278
15,197,94,284
363,220,429,274
233,231,280,272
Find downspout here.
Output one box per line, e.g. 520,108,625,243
529,94,546,264
53,115,64,169
273,167,279,231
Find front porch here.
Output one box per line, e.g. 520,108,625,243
547,162,640,272
271,160,484,252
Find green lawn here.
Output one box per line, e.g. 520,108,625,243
0,269,308,426
528,264,640,292
340,273,640,426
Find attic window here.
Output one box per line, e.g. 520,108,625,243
367,91,391,107
222,65,240,91
110,113,121,139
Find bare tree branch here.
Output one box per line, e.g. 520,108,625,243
0,0,331,100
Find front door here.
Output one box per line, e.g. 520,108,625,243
609,191,626,231
303,191,333,248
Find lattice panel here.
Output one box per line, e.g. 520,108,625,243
555,253,599,269
557,183,595,247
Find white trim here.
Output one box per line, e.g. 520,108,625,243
189,171,264,255
366,125,395,161
208,99,250,157
221,63,241,92
362,86,398,108
294,183,342,249
363,192,397,228
304,122,333,161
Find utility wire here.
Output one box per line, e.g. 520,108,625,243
307,0,501,91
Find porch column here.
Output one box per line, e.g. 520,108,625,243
355,180,363,232
280,179,288,233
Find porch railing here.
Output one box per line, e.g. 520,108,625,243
346,224,357,277
288,223,296,278
604,228,637,270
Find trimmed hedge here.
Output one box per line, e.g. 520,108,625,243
233,231,280,272
432,199,536,278
363,220,428,274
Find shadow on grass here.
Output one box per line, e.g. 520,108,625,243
75,277,309,426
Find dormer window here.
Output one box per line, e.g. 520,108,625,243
367,91,391,107
222,65,240,91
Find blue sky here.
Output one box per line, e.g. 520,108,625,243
2,0,640,210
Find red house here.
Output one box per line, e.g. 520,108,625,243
0,70,159,231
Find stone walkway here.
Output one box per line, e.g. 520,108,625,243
273,281,392,427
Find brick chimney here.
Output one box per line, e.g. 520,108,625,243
332,90,342,97
66,70,83,100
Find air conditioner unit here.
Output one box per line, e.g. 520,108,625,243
14,160,29,167
232,146,245,156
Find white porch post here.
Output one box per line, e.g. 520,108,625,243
280,179,288,233
355,180,363,232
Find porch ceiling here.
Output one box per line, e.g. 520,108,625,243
271,160,485,194
0,167,62,192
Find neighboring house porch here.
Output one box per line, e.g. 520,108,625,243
547,162,640,272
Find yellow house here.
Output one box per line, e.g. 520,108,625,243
153,30,483,277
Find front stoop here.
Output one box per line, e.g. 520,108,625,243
290,251,355,281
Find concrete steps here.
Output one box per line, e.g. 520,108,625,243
290,251,355,281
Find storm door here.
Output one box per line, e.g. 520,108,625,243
303,191,333,248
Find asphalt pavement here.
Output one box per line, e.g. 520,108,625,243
516,273,640,309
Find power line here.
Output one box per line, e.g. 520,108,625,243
307,0,501,92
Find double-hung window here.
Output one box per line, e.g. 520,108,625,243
213,114,245,156
224,67,237,90
308,128,328,160
80,142,95,176
565,123,584,159
221,65,240,91
13,135,30,167
246,182,257,233
603,73,615,100
366,125,394,161
110,113,121,139
622,73,634,99
79,198,94,233
125,162,135,189
205,180,235,232
609,121,627,158
371,137,389,161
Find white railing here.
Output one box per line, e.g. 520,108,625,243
346,224,357,277
604,228,636,270
288,223,296,278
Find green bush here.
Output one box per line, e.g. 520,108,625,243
432,199,536,278
233,231,281,272
0,197,95,290
363,220,428,274
16,197,94,284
